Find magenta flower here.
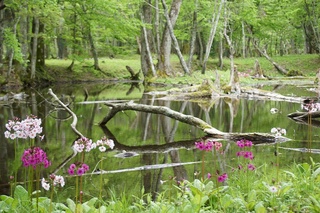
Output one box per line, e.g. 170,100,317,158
218,173,228,182
21,147,51,169
195,140,223,152
68,162,90,176
243,151,254,160
236,139,253,148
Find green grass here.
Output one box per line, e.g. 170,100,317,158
45,54,320,86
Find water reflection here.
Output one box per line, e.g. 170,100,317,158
0,83,319,198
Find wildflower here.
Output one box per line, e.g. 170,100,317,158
73,137,94,152
41,178,50,191
248,163,256,171
271,127,286,137
195,140,222,152
21,147,51,169
269,186,278,193
244,151,254,160
68,162,90,176
53,175,65,187
218,173,228,182
94,136,115,152
4,115,43,140
236,139,253,148
270,108,279,114
207,173,212,179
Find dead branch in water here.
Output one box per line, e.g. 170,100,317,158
100,101,289,143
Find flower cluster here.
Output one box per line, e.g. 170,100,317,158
236,139,254,161
271,127,286,137
235,139,255,171
41,174,65,191
93,136,115,152
195,140,222,152
73,137,94,153
68,162,90,176
21,147,51,169
218,173,228,182
4,115,43,140
302,101,320,112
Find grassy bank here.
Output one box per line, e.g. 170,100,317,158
45,54,320,85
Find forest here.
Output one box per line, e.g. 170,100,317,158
0,0,319,85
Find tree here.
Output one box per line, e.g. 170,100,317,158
158,0,182,76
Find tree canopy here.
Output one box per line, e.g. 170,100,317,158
0,0,319,83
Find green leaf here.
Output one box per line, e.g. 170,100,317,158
254,201,266,213
14,185,29,202
312,167,320,180
220,194,233,208
66,198,76,211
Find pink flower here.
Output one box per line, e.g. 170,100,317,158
207,173,212,179
68,162,89,176
94,136,115,152
218,173,228,182
21,147,51,169
248,163,256,171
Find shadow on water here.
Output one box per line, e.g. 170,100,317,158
1,82,320,197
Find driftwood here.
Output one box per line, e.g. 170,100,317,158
100,101,289,143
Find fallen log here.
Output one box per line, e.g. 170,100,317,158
100,101,289,143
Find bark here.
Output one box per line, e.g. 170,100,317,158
223,5,240,94
30,17,39,80
37,21,45,68
161,0,190,75
187,0,198,71
254,59,265,78
88,28,101,71
98,101,289,143
7,17,20,80
154,0,161,58
0,8,3,64
201,0,224,74
140,1,156,77
158,0,182,75
140,11,156,77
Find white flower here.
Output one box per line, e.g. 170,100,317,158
269,186,278,193
41,178,50,191
280,129,286,135
99,146,106,152
271,128,278,134
53,175,65,187
106,139,115,149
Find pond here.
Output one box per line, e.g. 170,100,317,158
1,81,320,201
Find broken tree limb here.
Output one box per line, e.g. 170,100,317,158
48,89,84,138
99,101,222,134
99,102,289,143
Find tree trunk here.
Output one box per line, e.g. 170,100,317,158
0,6,3,65
158,0,182,76
187,0,198,71
140,1,156,77
241,21,246,58
201,0,224,74
37,21,45,68
30,17,39,80
161,0,189,75
7,17,20,80
154,0,161,59
88,28,100,71
223,4,240,94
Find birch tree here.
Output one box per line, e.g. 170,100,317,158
201,0,224,74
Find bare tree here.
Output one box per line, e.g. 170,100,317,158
161,0,190,75
201,0,224,74
158,0,182,75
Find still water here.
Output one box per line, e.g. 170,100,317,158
0,82,319,199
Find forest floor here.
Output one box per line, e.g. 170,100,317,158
44,54,320,85
1,54,320,91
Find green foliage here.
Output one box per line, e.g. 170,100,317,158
3,28,26,65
